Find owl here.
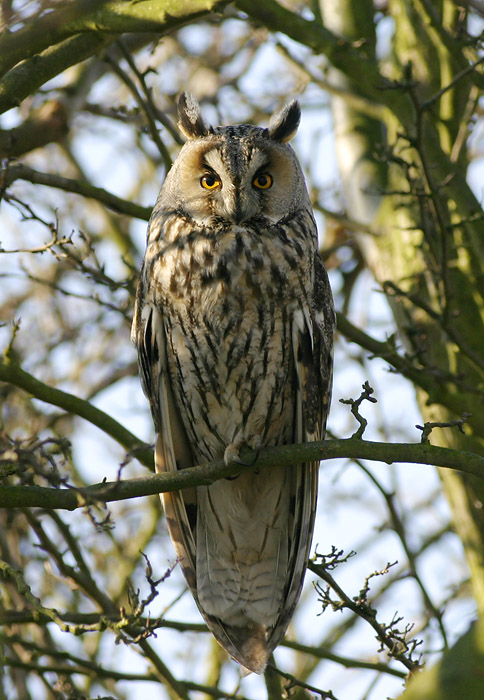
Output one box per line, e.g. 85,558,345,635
132,93,335,674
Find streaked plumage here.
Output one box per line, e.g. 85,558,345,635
132,93,335,673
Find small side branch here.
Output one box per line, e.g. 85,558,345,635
416,412,471,443
311,559,422,674
340,381,377,438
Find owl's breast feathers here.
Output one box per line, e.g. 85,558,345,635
132,208,334,673
145,209,314,303
139,209,325,453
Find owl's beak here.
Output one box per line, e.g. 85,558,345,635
227,190,248,224
220,182,253,224
232,201,244,224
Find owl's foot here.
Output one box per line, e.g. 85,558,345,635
224,436,261,467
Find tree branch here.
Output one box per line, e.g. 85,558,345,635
0,0,226,80
336,312,484,437
0,608,406,679
0,359,154,470
310,560,421,674
0,32,115,115
235,0,413,123
0,102,69,157
1,436,483,510
0,0,228,115
284,639,406,679
1,163,152,220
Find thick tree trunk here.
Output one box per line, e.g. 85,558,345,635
320,0,484,614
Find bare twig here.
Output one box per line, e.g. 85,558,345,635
416,412,472,444
339,381,377,438
104,46,173,172
0,358,154,470
311,560,422,674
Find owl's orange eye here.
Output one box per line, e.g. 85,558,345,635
252,173,273,189
200,173,221,190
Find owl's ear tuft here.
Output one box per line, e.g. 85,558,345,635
268,100,301,143
177,92,210,139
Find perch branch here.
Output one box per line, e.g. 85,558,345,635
1,436,483,510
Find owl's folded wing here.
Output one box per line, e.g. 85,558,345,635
264,256,334,657
132,296,198,593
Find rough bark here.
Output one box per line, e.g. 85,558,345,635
318,0,484,617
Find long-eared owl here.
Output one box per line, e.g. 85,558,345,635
132,93,335,674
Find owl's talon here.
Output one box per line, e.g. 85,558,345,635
242,435,261,466
224,449,252,466
224,440,260,467
237,451,258,467
244,446,260,467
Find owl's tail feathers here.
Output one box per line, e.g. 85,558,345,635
225,623,271,675
240,632,270,675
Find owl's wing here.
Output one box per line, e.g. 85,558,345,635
307,253,335,442
132,286,198,594
265,252,335,657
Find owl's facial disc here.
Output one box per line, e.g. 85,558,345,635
166,124,306,227
199,145,275,224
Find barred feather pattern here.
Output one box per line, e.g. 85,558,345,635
132,96,335,674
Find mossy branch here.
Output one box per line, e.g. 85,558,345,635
0,0,226,80
236,0,412,124
1,436,483,510
237,1,484,250
0,32,116,115
0,0,227,114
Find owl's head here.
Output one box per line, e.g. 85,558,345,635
157,93,311,226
